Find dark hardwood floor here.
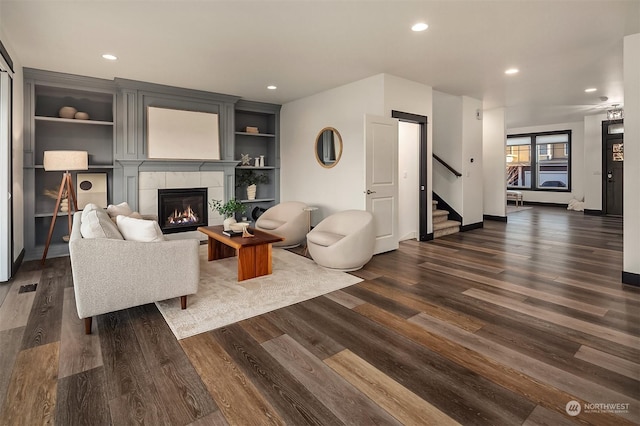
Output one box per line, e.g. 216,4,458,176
0,206,638,425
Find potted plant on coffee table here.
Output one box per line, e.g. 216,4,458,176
209,198,246,230
236,170,269,200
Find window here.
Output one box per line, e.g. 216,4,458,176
507,130,571,191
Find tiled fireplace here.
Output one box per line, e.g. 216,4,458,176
157,188,208,234
138,172,225,236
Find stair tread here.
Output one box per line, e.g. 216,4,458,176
433,209,449,216
433,220,461,230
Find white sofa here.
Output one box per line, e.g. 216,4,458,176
69,208,199,334
255,201,309,248
306,210,375,271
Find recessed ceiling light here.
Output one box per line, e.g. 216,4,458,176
102,54,117,61
584,88,597,93
505,68,519,75
411,23,429,32
267,85,277,90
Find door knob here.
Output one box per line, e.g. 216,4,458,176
364,189,377,195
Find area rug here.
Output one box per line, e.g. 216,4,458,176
156,246,363,340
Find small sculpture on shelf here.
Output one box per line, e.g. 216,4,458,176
240,153,252,166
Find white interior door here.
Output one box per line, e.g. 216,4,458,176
0,70,12,282
365,114,399,254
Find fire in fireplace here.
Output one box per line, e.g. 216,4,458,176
158,188,208,234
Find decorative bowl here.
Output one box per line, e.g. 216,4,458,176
58,106,77,119
230,222,250,232
74,111,90,120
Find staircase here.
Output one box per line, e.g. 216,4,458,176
432,200,461,238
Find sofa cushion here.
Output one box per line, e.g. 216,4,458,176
80,208,124,240
116,215,165,242
256,218,285,230
107,201,134,218
307,231,344,247
81,203,100,220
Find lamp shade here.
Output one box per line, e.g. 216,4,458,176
43,150,88,171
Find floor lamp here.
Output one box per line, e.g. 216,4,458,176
41,150,88,265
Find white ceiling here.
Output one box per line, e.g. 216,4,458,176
1,0,638,128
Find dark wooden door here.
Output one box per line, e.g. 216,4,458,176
603,121,623,216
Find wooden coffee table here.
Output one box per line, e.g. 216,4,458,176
197,225,284,281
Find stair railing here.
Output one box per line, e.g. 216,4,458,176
433,154,462,177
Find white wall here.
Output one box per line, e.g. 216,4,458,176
281,73,433,228
623,33,640,277
280,74,385,224
433,92,483,226
583,113,606,211
461,96,483,225
433,91,463,214
482,107,506,218
382,74,433,233
0,15,24,266
507,121,585,205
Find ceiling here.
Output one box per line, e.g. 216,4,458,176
1,0,638,128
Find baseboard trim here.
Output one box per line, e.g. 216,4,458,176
12,249,25,279
622,271,640,287
483,214,507,222
584,209,603,216
461,222,483,232
422,233,434,241
521,201,567,208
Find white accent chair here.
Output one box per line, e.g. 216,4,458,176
255,201,309,248
306,210,375,271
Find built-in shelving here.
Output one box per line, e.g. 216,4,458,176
23,69,116,260
233,101,281,218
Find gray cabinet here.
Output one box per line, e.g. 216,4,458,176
234,100,281,218
23,69,115,260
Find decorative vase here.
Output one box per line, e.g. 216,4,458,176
58,106,77,119
74,111,90,120
247,184,257,200
223,216,237,231
259,155,265,167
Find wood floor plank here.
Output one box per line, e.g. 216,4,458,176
463,288,640,348
574,345,640,381
0,327,25,413
409,313,640,422
0,341,59,425
98,310,172,425
262,334,402,425
55,366,111,426
299,296,536,425
358,278,486,332
355,302,629,425
180,331,283,426
263,307,346,360
187,409,230,426
212,323,343,425
239,314,285,344
20,274,65,350
421,260,609,316
0,272,39,332
129,304,220,424
58,287,103,379
322,289,366,309
325,349,460,425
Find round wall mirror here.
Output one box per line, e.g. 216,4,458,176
315,127,343,168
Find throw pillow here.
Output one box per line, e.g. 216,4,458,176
81,203,100,221
116,215,165,242
80,208,124,240
107,202,134,218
